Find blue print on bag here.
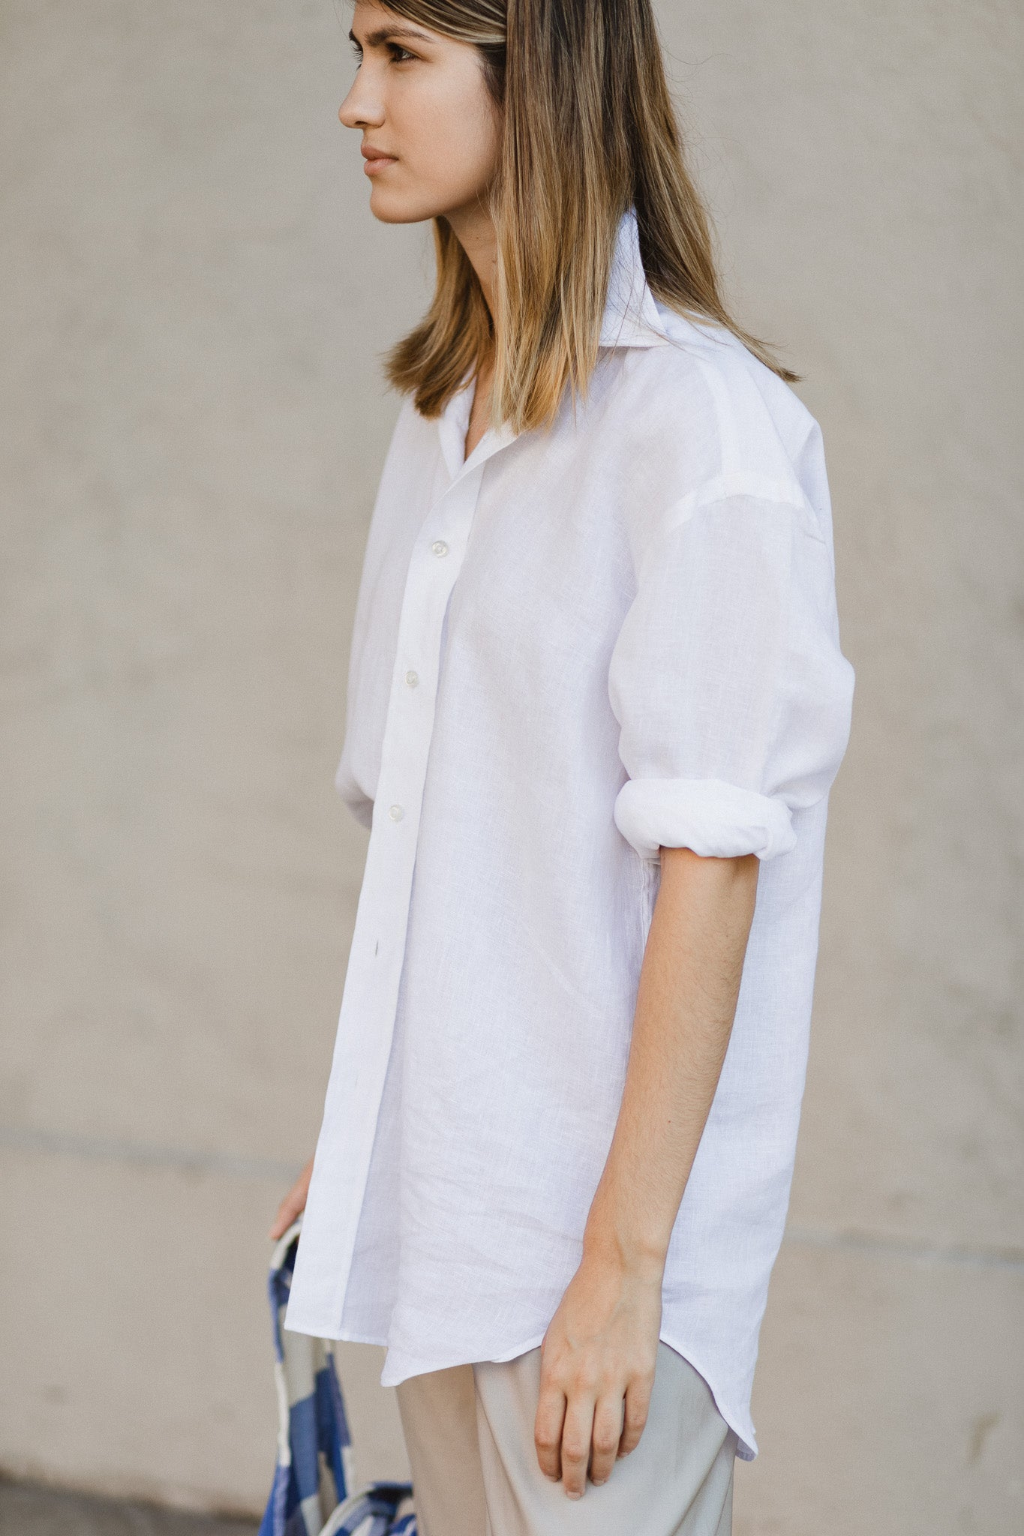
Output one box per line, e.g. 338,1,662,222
259,1218,415,1536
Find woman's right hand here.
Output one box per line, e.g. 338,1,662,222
269,1154,315,1241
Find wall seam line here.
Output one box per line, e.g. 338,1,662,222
4,1126,1022,1273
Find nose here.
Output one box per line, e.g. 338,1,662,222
339,71,384,131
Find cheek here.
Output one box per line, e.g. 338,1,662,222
403,78,498,193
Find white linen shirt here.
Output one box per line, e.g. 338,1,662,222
284,206,855,1461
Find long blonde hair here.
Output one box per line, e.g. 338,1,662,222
380,0,797,434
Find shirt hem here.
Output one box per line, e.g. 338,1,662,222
308,1323,757,1462
658,1330,758,1462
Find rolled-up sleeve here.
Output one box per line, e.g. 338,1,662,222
608,489,855,862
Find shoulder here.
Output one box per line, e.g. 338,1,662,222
389,392,433,453
601,308,831,540
631,309,816,452
372,394,438,500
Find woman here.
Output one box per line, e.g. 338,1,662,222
272,2,854,1531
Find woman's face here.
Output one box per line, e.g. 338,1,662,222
340,3,502,225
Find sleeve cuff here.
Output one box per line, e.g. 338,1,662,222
613,777,797,862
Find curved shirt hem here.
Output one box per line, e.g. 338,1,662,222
315,1324,757,1463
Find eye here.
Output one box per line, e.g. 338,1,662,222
387,42,416,62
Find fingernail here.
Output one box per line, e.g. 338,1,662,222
566,1491,583,1500
592,1478,607,1487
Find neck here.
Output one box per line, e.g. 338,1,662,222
446,200,498,320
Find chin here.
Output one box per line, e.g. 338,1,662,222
369,187,440,225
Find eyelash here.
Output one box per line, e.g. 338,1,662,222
350,43,416,64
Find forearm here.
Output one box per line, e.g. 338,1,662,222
583,845,759,1274
534,846,759,1495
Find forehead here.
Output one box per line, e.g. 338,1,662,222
349,2,438,41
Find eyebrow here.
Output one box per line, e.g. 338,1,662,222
348,23,433,48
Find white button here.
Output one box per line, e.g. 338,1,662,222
389,804,404,821
431,539,449,558
406,670,419,688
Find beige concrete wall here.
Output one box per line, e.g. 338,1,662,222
1,1,1020,1531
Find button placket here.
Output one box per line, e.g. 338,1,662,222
287,444,517,1325
381,522,466,831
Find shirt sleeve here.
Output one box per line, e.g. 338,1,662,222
607,489,855,862
334,750,374,828
332,582,376,830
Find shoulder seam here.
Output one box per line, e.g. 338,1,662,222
636,474,825,584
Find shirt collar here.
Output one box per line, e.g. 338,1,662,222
437,377,514,483
438,206,667,480
598,205,670,350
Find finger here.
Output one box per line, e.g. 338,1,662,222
588,1392,624,1487
268,1192,301,1241
618,1375,653,1458
559,1392,596,1499
534,1383,567,1483
269,1161,315,1240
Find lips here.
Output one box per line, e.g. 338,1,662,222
361,144,397,168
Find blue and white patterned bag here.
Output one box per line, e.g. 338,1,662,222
259,1218,416,1536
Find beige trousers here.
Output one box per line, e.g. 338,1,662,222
395,1341,736,1536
